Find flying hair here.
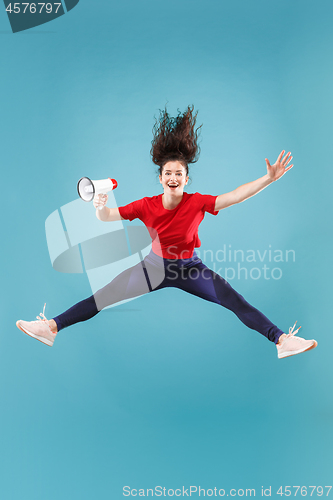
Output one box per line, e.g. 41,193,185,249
150,105,202,175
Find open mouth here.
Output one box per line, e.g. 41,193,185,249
168,184,178,190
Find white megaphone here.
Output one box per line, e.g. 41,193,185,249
77,177,118,210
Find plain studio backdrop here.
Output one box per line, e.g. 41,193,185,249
0,1,332,499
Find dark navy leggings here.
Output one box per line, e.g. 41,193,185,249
53,250,284,344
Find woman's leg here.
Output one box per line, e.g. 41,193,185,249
165,260,284,344
53,256,165,332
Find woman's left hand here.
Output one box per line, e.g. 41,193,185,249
265,150,293,181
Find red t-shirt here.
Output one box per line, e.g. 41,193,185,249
118,192,218,259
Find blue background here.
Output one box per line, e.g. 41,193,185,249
1,0,332,498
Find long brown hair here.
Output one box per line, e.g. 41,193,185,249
150,105,202,175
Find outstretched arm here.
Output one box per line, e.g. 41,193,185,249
214,150,293,211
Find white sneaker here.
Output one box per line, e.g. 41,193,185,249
277,321,317,359
16,304,56,347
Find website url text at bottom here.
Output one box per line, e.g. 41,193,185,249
123,486,332,497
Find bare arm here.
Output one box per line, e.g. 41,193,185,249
96,206,124,221
214,150,293,211
93,194,124,221
215,174,273,210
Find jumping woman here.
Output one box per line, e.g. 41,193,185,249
16,106,317,359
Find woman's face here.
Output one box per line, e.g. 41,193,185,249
159,161,189,194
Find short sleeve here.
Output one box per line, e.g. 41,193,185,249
118,199,143,221
199,194,219,216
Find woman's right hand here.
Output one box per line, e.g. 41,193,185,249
93,193,108,210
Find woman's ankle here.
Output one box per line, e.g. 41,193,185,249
277,333,287,345
49,319,58,334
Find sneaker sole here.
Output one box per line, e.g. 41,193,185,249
278,340,318,359
16,321,54,347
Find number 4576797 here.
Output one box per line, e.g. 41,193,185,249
277,486,332,496
6,3,62,14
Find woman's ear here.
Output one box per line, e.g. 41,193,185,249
185,175,189,185
159,174,162,185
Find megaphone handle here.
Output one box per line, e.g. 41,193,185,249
97,192,107,210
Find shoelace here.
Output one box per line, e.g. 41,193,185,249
286,321,302,340
34,303,48,323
